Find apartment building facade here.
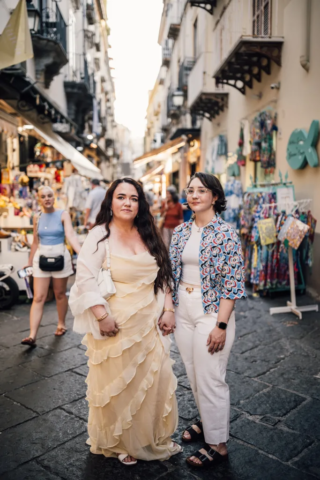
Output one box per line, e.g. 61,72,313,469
0,0,118,180
139,0,320,294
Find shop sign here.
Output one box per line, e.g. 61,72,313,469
286,120,319,169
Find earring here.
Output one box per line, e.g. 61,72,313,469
110,209,113,216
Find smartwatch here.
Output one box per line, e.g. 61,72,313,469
216,321,228,330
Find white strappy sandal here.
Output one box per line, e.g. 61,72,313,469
171,441,183,454
117,442,182,466
118,454,137,466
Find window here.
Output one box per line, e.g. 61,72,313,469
193,18,198,58
252,0,271,36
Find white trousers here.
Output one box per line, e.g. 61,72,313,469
174,286,236,445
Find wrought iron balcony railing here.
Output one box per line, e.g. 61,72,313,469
86,1,95,25
38,0,67,53
167,90,181,119
162,43,172,67
178,58,196,91
64,54,95,93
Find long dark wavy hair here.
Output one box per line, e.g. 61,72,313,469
94,178,173,294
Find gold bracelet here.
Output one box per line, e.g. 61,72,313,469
96,312,109,322
163,308,175,314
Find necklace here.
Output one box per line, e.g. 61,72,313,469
194,215,216,232
194,223,204,233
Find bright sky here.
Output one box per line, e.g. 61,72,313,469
107,0,163,138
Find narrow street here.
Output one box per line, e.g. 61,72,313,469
0,293,319,480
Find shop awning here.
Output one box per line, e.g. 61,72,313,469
32,125,103,179
133,137,185,167
19,113,102,179
140,164,164,182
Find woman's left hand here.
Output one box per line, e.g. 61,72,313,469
207,326,226,354
158,311,176,336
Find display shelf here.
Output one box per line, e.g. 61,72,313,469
0,208,33,229
0,237,29,290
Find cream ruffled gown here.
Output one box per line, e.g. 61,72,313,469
82,251,179,460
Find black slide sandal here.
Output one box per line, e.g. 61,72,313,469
181,420,204,443
186,444,228,469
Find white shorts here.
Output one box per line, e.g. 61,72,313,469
33,243,74,279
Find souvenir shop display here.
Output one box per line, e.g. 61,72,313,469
223,178,243,229
205,134,228,175
269,198,318,320
250,110,277,171
240,181,317,305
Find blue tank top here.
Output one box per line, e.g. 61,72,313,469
38,210,65,245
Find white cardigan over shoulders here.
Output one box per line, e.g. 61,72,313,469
69,225,110,339
69,225,170,350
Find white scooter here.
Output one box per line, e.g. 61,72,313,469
0,264,19,309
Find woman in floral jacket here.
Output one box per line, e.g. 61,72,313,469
164,172,246,469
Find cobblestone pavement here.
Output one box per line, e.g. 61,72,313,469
0,293,320,480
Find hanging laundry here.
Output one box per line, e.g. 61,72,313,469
236,125,246,167
250,111,277,171
205,136,226,175
242,119,251,156
223,178,243,229
217,135,228,156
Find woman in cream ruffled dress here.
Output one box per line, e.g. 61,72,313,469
69,178,181,466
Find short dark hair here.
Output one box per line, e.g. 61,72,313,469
187,172,227,214
91,178,100,186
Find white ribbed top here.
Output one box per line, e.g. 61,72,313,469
181,222,202,286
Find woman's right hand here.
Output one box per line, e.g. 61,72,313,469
99,315,120,337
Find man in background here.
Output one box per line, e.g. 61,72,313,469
84,179,106,228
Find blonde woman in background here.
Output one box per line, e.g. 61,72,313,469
21,186,81,347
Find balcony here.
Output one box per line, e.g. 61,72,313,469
167,90,182,120
162,40,173,67
212,0,284,94
188,1,217,15
2,62,27,77
64,54,94,133
178,58,196,91
86,2,95,25
167,0,185,40
29,0,68,88
188,53,228,120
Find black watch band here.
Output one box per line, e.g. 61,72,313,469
216,321,228,330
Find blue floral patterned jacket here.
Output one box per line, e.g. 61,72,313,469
169,215,247,314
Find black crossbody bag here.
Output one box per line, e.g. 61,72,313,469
37,213,65,272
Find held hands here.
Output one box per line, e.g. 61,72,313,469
99,315,120,337
207,326,226,355
158,311,176,336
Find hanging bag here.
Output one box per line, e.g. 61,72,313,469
286,218,310,250
97,235,116,299
278,216,310,249
37,213,65,272
257,217,277,246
